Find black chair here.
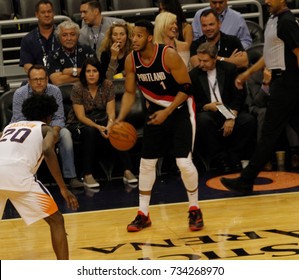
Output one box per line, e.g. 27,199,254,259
62,0,108,20
0,0,15,20
17,0,61,18
0,89,14,131
110,0,153,10
246,43,264,65
246,20,264,46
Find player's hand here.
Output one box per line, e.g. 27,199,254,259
147,110,168,125
235,72,248,89
60,188,79,211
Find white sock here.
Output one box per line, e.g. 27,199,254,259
139,194,151,216
187,188,199,209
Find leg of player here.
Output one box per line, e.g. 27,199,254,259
127,158,158,232
44,211,69,260
176,154,204,231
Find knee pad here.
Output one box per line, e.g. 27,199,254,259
176,154,198,192
139,158,158,192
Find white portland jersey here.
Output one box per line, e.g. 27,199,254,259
0,121,45,191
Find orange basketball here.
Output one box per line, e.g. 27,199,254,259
109,122,137,151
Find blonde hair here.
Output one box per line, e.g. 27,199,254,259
99,22,133,55
153,12,177,44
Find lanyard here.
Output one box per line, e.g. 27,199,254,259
37,28,55,66
208,78,219,102
90,25,103,51
63,47,78,68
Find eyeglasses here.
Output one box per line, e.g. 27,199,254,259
30,77,47,83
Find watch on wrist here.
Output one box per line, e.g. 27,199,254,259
72,67,78,77
220,57,225,61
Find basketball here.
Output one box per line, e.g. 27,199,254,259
109,122,138,151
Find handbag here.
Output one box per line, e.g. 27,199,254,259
75,109,108,132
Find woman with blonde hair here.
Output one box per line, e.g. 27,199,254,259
158,0,193,48
154,12,190,69
99,22,133,79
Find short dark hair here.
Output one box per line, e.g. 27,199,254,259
28,64,48,79
80,0,101,11
134,20,154,36
35,0,54,13
22,95,58,121
79,57,105,87
200,8,219,22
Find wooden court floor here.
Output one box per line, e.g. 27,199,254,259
1,191,299,260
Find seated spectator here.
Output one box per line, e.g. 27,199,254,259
99,22,133,79
190,9,248,70
247,68,299,169
66,57,137,188
192,0,252,49
47,20,95,86
99,22,138,184
19,0,60,73
189,43,256,172
79,0,125,60
11,65,84,188
158,0,193,48
154,12,190,69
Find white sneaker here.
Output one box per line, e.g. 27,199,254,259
84,175,100,188
123,170,138,184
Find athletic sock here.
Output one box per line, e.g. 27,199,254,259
139,194,151,216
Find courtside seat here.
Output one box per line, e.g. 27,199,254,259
0,89,14,131
59,81,146,181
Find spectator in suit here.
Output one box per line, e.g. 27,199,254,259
192,0,252,49
190,9,248,69
189,42,256,172
79,0,125,60
47,20,95,86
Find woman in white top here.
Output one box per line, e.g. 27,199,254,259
154,12,190,70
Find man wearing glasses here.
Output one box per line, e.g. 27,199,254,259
192,0,252,49
11,64,84,188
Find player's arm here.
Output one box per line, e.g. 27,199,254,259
164,47,190,113
293,47,299,68
42,125,79,210
116,54,137,122
235,57,265,89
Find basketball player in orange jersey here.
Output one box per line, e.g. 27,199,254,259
116,20,203,232
0,94,79,259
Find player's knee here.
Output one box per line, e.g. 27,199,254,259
176,156,194,172
140,158,158,174
45,211,65,227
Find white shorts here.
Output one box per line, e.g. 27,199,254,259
0,179,58,225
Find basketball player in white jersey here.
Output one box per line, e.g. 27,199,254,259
0,94,79,259
116,20,204,232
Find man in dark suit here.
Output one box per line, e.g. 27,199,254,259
190,42,256,172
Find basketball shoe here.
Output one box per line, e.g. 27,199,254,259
188,207,204,231
127,211,152,232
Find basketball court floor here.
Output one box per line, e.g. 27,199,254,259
2,159,299,260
